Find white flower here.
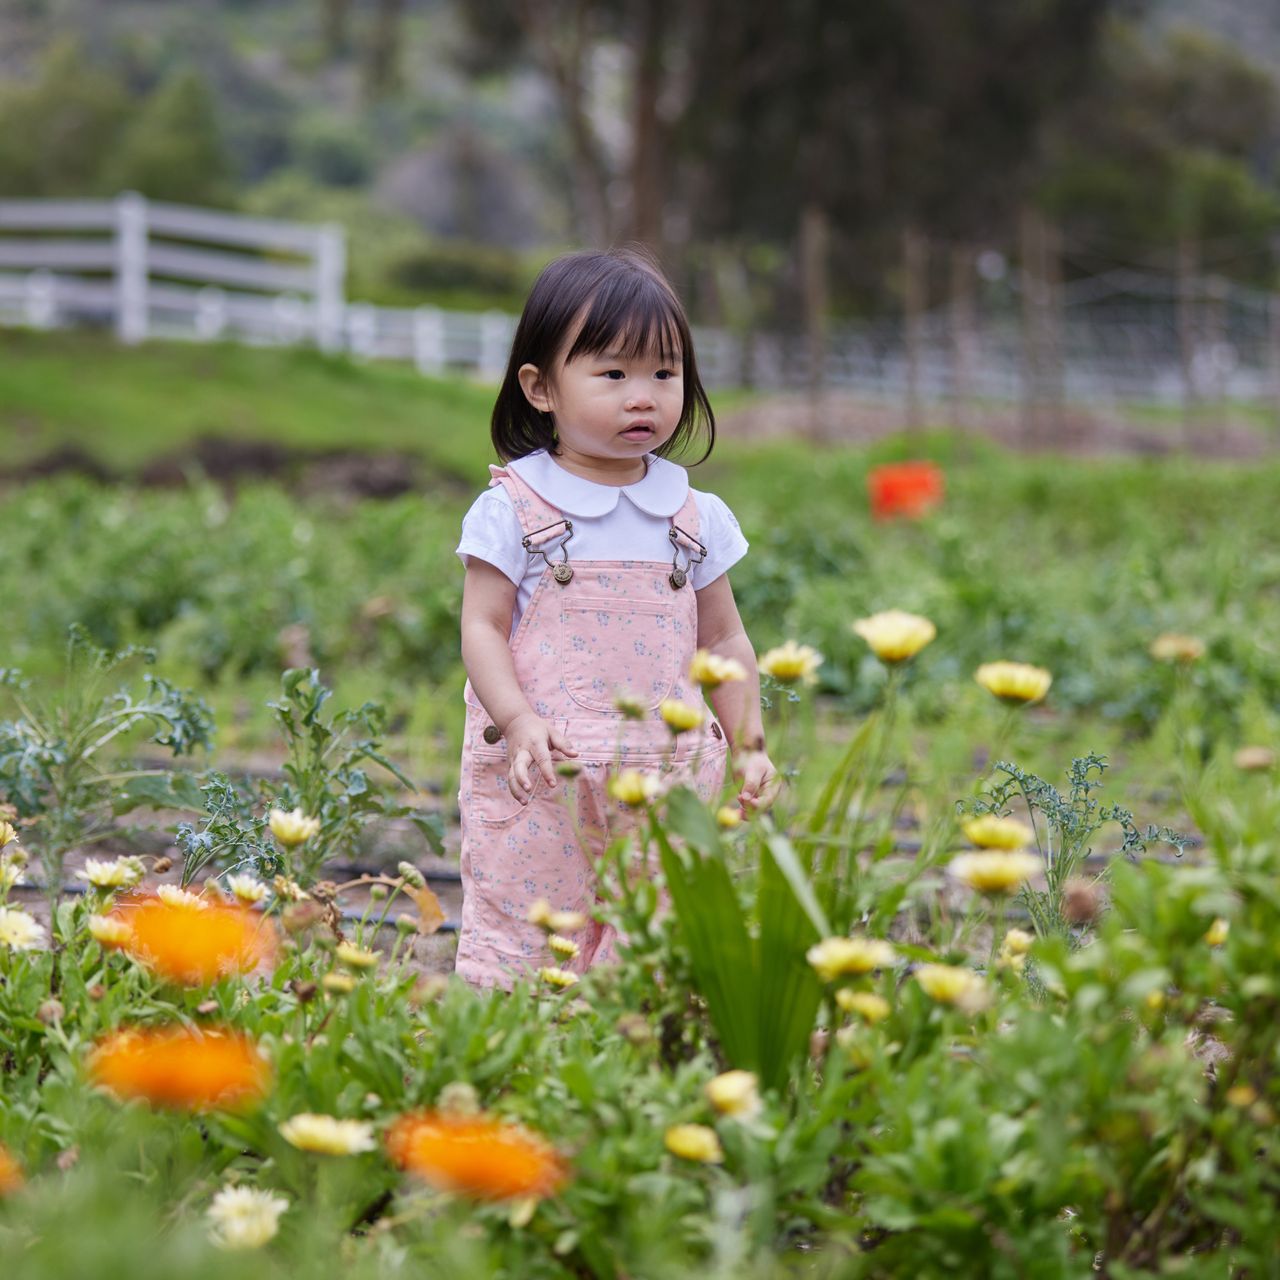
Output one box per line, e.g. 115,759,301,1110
156,884,209,911
207,1185,288,1250
0,907,45,952
76,857,144,890
278,1113,376,1156
226,874,268,905
268,808,321,847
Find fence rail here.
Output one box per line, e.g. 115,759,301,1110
3,194,1280,416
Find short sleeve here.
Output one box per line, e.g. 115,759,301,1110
455,488,527,586
691,491,749,590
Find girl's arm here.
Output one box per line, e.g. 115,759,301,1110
695,574,779,813
461,560,577,802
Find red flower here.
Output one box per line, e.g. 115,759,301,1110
868,462,944,521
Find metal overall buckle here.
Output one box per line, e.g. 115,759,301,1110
668,524,706,590
523,519,575,584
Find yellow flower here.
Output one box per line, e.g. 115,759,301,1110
805,936,895,983
268,807,321,847
527,899,552,929
915,963,990,1011
834,990,891,1024
851,610,937,664
0,821,17,849
548,909,588,933
974,661,1052,705
607,769,661,807
335,942,380,970
207,1185,289,1250
688,649,747,688
960,814,1035,851
156,884,209,911
660,698,704,734
226,874,267,905
539,966,579,989
1001,928,1034,956
715,805,743,829
612,693,648,721
0,906,45,952
88,914,133,949
76,856,145,890
758,640,823,685
1149,633,1206,664
322,972,356,995
705,1070,762,1119
279,1113,376,1156
1204,918,1229,947
548,934,580,961
1233,746,1275,772
664,1123,724,1164
0,862,23,893
948,850,1040,897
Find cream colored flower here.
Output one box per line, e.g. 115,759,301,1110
688,649,747,688
716,805,743,830
0,862,22,892
268,808,321,847
1234,746,1275,772
279,1113,375,1156
88,914,133,948
612,693,648,720
705,1070,761,1119
974,661,1052,705
547,909,587,934
539,966,579,989
960,814,1035,851
156,884,209,911
76,857,144,890
834,990,891,1024
915,963,990,1011
1204,918,1229,947
1149,633,1206,664
948,850,1040,897
322,972,356,995
852,610,937,665
0,907,45,952
0,821,17,849
548,934,580,961
758,640,823,685
527,899,552,928
659,698,704,734
664,1123,724,1163
335,942,380,970
226,874,268,905
1002,928,1034,956
806,936,895,983
607,769,661,807
207,1185,288,1250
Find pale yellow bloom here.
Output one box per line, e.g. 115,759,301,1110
156,884,209,911
527,899,552,928
834,990,891,1024
0,907,45,952
539,966,579,989
547,909,587,934
664,1123,724,1163
0,862,22,893
268,807,321,847
948,850,1040,897
705,1070,761,1119
715,805,743,830
852,610,936,664
688,649,747,688
607,769,661,807
915,963,990,1011
548,934,580,961
974,661,1052,705
1149,633,1206,664
335,942,380,970
88,914,133,948
207,1185,288,1250
322,972,356,995
806,936,895,983
226,874,268,905
1002,928,1034,956
960,814,1035,851
612,693,648,721
1204,918,1229,947
76,856,145,890
1234,746,1275,772
758,640,823,685
659,698,704,734
0,821,17,849
279,1113,375,1156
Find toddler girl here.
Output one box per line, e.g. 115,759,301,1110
454,246,777,991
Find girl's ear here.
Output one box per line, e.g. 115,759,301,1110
517,363,553,413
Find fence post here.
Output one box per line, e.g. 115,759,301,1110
25,268,56,328
114,191,148,344
314,223,346,354
413,306,446,375
478,311,510,381
195,286,227,341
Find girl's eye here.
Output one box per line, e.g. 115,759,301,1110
655,369,676,380
603,370,625,380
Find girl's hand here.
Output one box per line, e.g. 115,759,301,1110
503,713,578,804
734,749,781,816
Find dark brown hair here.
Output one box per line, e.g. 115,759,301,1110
490,246,715,464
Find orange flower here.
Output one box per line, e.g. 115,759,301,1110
868,461,944,521
0,1143,23,1196
88,1025,271,1111
114,894,277,986
386,1110,568,1202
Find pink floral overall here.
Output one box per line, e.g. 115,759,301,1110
455,464,729,991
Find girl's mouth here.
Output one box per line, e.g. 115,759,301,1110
621,423,655,441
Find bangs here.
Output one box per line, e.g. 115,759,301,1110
563,272,686,368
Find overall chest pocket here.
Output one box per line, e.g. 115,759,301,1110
560,596,680,714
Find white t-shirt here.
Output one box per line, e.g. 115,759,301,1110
456,449,749,630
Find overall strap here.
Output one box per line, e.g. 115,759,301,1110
488,465,570,548
669,489,700,542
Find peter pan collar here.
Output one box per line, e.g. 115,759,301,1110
505,449,689,517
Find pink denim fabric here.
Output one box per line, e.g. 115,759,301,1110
455,464,729,991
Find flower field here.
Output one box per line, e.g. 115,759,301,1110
2,434,1280,1277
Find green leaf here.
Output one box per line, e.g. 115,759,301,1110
111,770,206,815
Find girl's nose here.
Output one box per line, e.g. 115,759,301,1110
625,391,655,410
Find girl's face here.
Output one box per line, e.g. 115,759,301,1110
519,332,684,473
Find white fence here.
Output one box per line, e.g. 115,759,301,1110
3,194,1280,409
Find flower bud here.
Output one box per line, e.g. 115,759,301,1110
397,861,426,889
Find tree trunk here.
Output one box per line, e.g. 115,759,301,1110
363,0,405,100
800,203,830,438
628,0,667,249
903,225,928,434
